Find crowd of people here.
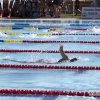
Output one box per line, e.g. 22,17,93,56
0,0,84,19
0,0,64,18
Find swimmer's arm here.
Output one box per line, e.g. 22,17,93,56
3,58,28,63
59,44,69,60
58,58,64,63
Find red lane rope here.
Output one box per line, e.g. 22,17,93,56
65,28,87,30
0,89,99,97
23,40,100,44
0,49,100,54
52,33,100,35
0,64,100,70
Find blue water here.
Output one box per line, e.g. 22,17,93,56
0,20,100,100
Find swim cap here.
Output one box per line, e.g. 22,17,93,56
70,57,78,62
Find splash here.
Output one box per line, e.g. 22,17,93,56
87,27,100,33
79,57,89,61
67,29,78,34
30,53,57,63
30,53,42,62
19,33,57,39
1,54,57,64
82,58,89,61
19,34,37,39
72,56,89,61
0,56,11,60
0,32,9,38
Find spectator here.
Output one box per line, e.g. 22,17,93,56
11,0,19,17
45,0,54,18
25,1,31,17
3,0,12,18
38,0,45,17
91,1,95,7
0,3,2,18
31,2,39,18
66,4,71,13
95,0,100,7
75,0,81,16
12,0,25,17
58,0,63,17
14,3,25,17
53,0,59,18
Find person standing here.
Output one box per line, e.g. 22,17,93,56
53,0,59,18
58,0,63,18
25,1,31,17
45,0,54,18
3,0,12,18
75,0,81,16
31,2,39,18
38,0,45,17
0,3,2,18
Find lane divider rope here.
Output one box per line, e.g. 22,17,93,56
70,23,100,26
0,64,100,70
52,33,100,36
1,23,100,26
0,49,100,54
0,40,100,44
4,32,100,36
0,27,38,30
0,27,87,30
0,89,99,97
67,28,87,30
49,28,87,30
22,40,100,44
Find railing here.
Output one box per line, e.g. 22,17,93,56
1,0,100,19
62,0,100,19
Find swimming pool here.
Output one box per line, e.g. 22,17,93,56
0,19,100,100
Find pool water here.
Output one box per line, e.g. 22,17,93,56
0,20,100,100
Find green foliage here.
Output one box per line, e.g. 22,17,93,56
60,13,81,18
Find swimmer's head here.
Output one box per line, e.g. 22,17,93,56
49,28,56,31
70,57,78,62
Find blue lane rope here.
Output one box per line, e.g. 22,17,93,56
0,26,98,29
5,32,32,35
0,27,49,30
3,32,100,36
1,23,100,26
70,24,100,26
0,40,4,42
15,23,30,26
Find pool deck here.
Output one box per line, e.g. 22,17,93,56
1,17,81,20
0,17,100,21
0,17,100,24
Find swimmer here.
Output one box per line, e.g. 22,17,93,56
87,27,100,32
3,57,51,64
48,28,56,32
2,44,79,64
0,32,8,38
58,44,79,63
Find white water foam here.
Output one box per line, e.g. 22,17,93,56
0,56,11,60
30,53,57,63
87,27,100,33
19,34,37,39
71,56,89,62
0,32,9,38
19,33,58,39
78,57,89,61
